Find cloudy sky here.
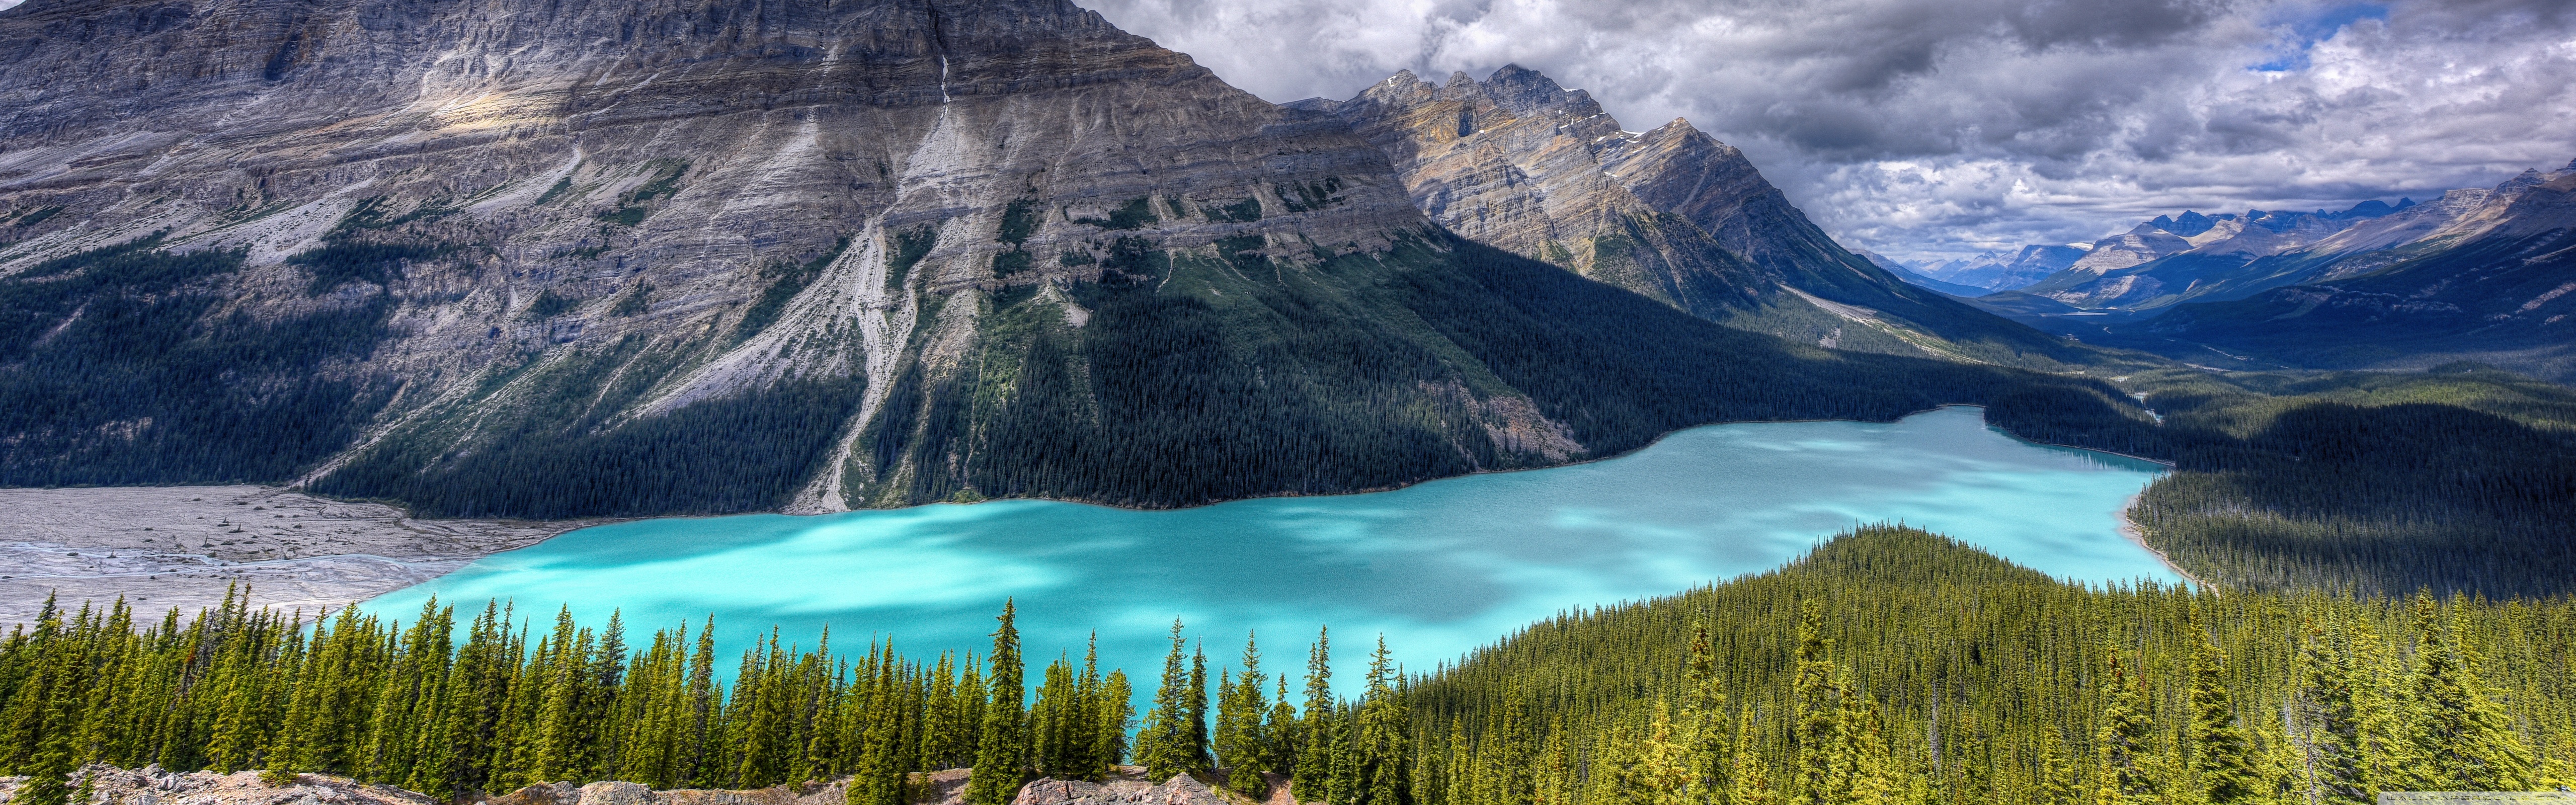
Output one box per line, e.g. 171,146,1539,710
1082,0,2576,262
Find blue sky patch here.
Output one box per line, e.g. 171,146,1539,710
2255,3,2390,72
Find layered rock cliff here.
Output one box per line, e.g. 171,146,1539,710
0,0,1461,512
0,0,2145,517
1306,66,2086,367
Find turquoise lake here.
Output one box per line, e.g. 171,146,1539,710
362,405,2173,691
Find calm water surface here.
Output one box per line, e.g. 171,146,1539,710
364,406,2171,690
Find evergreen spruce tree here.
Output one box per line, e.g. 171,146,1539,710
1327,709,1360,805
1295,627,1335,802
1068,635,1112,781
1268,674,1301,777
18,694,78,805
1731,712,1772,805
1684,622,1732,804
1137,620,1195,781
1537,714,1574,805
683,615,720,787
1354,637,1409,805
2399,593,2534,792
1840,693,1895,805
2094,654,2155,805
1217,632,1271,796
923,652,960,771
954,652,987,775
964,600,1027,805
1789,602,1841,805
1031,656,1076,778
1075,635,1103,780
2035,738,2078,805
1594,717,1651,805
1636,700,1695,805
2185,608,2259,805
2348,616,2411,792
1187,641,1212,774
1437,719,1468,805
1484,691,1533,805
1095,669,1133,777
2293,613,2372,805
853,647,908,805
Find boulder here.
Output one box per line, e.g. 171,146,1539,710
1008,772,1231,805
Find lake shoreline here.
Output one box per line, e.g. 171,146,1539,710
9,406,2176,623
0,486,608,627
2116,492,2208,589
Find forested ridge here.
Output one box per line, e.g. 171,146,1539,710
2097,365,2576,599
1403,526,2571,804
4,528,2569,805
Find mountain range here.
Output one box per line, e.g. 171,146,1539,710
2122,163,2576,378
1974,199,2414,315
1865,160,2576,380
0,0,2137,518
1899,245,2087,295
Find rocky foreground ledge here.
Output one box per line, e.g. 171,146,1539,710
0,765,1282,805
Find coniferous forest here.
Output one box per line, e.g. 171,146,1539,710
2104,365,2576,599
5,528,2569,805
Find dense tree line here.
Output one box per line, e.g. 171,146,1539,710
1400,526,2574,804
2101,366,2576,598
0,589,1426,805
314,374,863,519
0,239,397,487
8,528,2571,805
0,593,1136,805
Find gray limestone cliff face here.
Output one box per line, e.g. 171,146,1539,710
1313,66,1770,318
1315,65,2087,367
0,0,1522,513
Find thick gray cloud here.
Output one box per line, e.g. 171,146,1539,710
1082,0,2576,262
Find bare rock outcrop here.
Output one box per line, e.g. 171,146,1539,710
1009,772,1233,805
477,778,846,805
0,764,437,805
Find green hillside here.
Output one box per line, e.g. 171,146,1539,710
2109,365,2576,598
1402,525,2575,803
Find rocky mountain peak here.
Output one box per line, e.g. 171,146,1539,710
1323,64,2081,365
1479,63,1587,117
2164,210,2218,236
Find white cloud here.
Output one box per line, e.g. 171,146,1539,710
1082,0,2576,261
